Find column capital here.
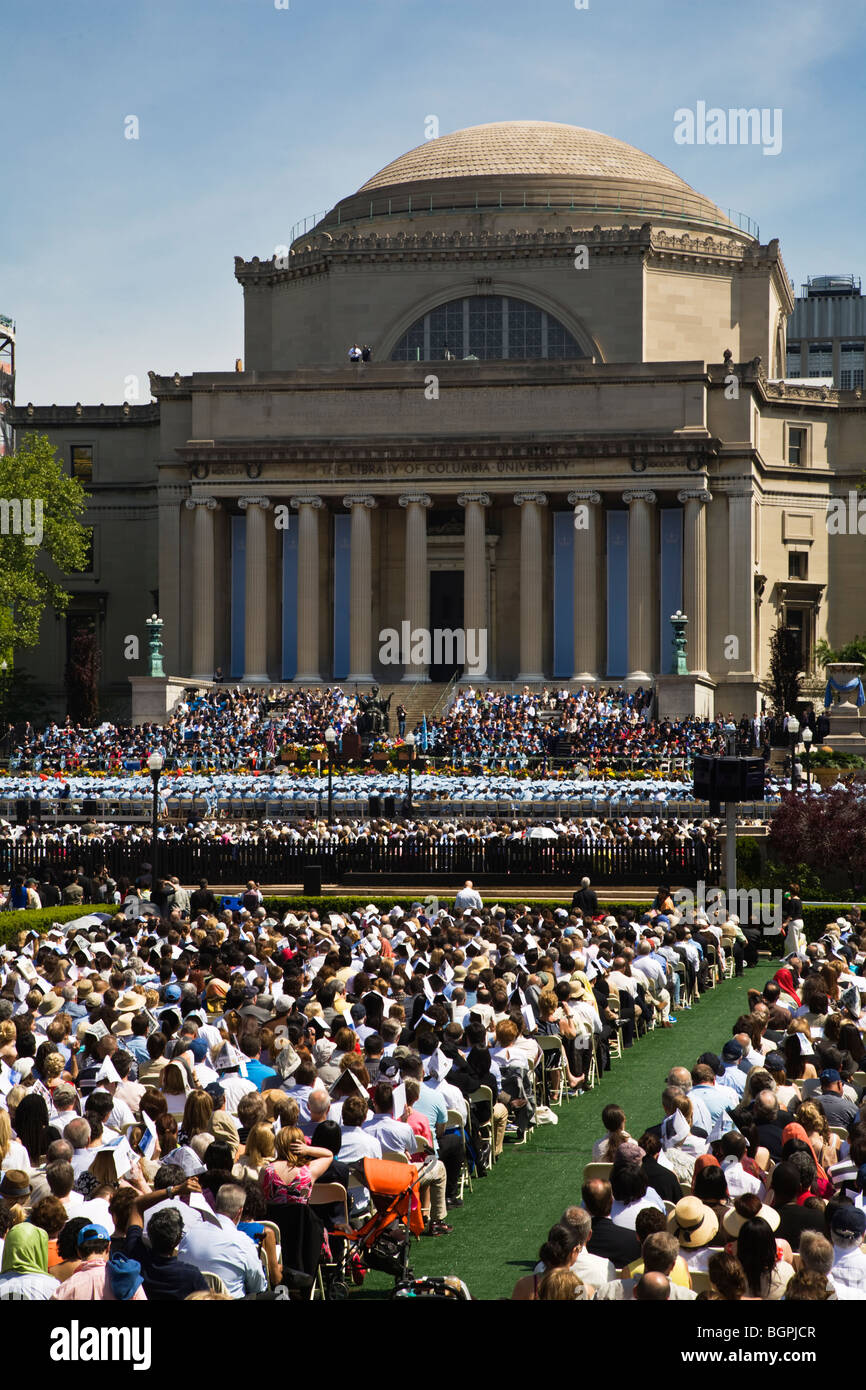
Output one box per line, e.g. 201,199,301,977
342,494,378,509
677,488,713,505
398,493,433,508
185,496,219,510
238,496,272,510
567,490,602,506
457,492,491,508
289,495,325,510
514,492,548,507
622,489,657,505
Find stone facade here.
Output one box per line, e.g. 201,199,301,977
10,122,864,718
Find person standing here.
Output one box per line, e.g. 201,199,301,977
396,703,407,737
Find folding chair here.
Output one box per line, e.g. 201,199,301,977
582,1161,613,1184
538,1035,567,1107
674,961,695,1010
703,944,720,987
202,1271,229,1294
585,1032,600,1091
309,1182,351,1297
468,1085,496,1168
829,1126,849,1143
606,990,624,1061
445,1109,474,1196
689,1269,712,1294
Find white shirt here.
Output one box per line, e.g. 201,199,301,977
338,1125,382,1164
218,1073,258,1115
610,1190,665,1229
832,1243,866,1293
362,1114,416,1154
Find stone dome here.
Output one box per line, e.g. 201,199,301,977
313,120,751,242
358,121,694,195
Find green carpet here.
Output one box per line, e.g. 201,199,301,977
356,959,778,1301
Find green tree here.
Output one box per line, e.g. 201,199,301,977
0,433,90,659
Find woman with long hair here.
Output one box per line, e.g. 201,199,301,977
178,1090,213,1146
591,1104,632,1162
12,1094,50,1169
783,1026,818,1084
736,1217,794,1300
260,1127,333,1206
159,1063,190,1116
510,1223,592,1300
233,1123,275,1183
0,1111,31,1174
787,1109,838,1182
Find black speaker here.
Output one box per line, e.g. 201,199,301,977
302,865,322,896
693,755,715,800
14,799,29,825
82,799,98,815
383,795,397,818
28,798,41,820
741,757,766,801
368,795,381,817
715,758,743,802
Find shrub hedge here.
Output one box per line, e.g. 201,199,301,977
0,904,122,947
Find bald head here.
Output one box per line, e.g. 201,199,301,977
634,1271,670,1301
666,1066,692,1092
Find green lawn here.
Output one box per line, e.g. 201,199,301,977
357,959,777,1301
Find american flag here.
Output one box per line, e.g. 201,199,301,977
266,723,276,756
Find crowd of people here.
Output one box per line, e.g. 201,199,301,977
2,683,820,777
0,863,863,1303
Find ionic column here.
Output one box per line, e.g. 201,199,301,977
238,497,272,682
568,490,602,681
290,496,325,682
343,495,377,682
458,492,490,679
623,489,657,683
514,492,548,681
398,493,433,681
185,497,220,681
678,488,712,675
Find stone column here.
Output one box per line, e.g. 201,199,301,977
238,497,272,682
623,489,657,683
290,496,325,682
343,495,377,682
514,492,548,682
398,494,433,681
458,492,490,679
678,488,712,675
184,497,220,681
727,491,754,676
568,490,602,681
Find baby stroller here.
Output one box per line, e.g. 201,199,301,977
335,1157,425,1284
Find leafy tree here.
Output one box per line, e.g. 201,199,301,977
767,624,803,716
0,433,90,660
768,789,866,893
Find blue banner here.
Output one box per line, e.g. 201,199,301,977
606,511,629,677
659,508,683,674
553,511,575,678
282,514,298,680
333,513,351,679
230,515,246,679
824,675,865,707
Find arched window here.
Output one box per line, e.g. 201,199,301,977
391,295,585,362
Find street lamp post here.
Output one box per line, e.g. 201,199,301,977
324,726,336,825
787,715,800,791
405,732,416,817
724,721,737,899
802,724,813,793
148,751,164,902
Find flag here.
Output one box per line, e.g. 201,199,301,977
420,714,428,751
266,724,276,756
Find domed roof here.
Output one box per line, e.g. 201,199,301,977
358,121,693,197
309,120,752,243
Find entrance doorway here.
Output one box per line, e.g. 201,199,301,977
429,570,464,682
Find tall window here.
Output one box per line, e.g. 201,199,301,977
785,345,801,377
71,445,93,483
787,426,808,466
807,343,833,378
840,342,865,390
391,295,584,362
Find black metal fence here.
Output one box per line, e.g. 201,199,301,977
0,836,720,887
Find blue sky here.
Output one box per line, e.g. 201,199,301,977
5,0,865,403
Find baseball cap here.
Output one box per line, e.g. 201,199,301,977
162,984,182,1003
831,1206,866,1239
204,1081,225,1102
722,1040,744,1061
77,1224,110,1247
820,1068,841,1084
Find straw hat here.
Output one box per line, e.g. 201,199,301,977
722,1202,780,1238
667,1197,719,1248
